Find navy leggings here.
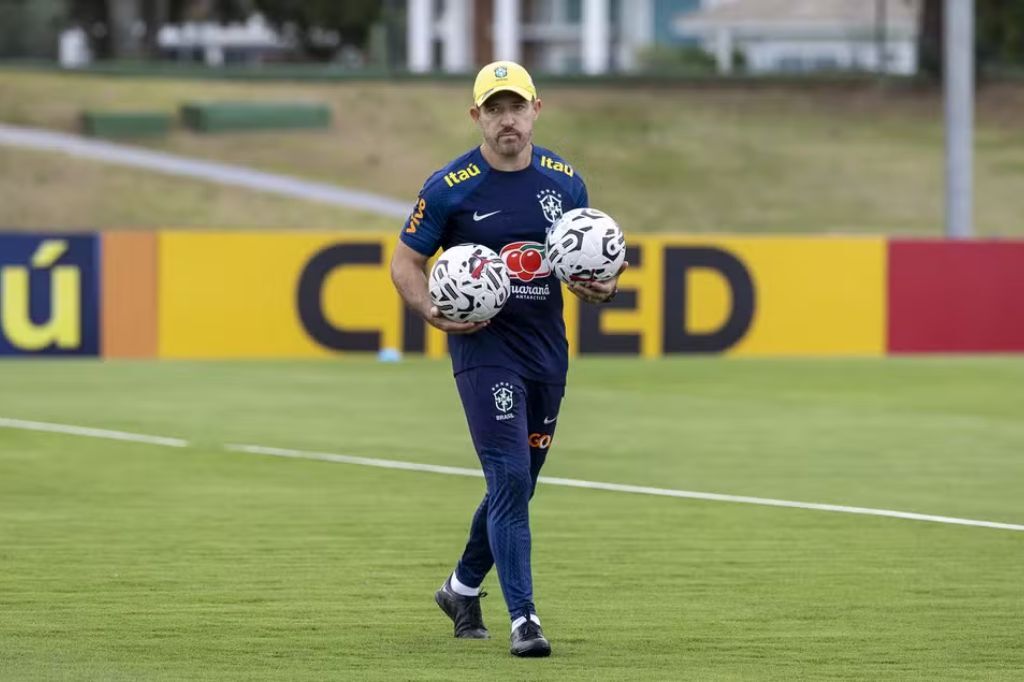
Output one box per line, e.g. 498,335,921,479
452,367,564,620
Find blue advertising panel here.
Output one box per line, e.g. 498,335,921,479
0,234,100,356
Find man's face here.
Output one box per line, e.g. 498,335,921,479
471,91,541,158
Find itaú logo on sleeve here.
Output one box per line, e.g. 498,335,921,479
405,196,426,234
499,242,550,282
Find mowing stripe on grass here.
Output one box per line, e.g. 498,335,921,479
228,443,1024,533
3,416,1022,532
0,416,189,448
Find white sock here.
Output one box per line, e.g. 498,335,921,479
511,614,541,631
449,572,480,597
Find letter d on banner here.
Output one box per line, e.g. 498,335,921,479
662,246,755,353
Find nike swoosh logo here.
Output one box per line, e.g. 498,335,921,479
543,416,558,425
473,210,501,222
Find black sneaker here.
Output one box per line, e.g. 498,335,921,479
434,577,489,639
510,618,551,657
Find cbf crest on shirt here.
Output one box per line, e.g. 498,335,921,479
401,145,588,383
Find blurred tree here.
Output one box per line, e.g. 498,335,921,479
919,0,1024,80
253,0,383,60
976,0,1024,67
67,0,107,57
141,0,170,54
918,0,942,79
0,0,66,58
106,0,144,57
171,0,251,23
637,45,718,74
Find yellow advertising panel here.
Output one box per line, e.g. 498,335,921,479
159,231,404,358
659,236,887,356
157,232,886,359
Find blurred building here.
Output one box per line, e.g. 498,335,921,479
407,0,920,75
675,0,921,75
407,0,671,74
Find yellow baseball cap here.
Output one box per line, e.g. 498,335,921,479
472,61,537,107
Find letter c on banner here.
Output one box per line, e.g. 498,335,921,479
297,244,382,351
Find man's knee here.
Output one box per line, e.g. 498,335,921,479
480,449,532,508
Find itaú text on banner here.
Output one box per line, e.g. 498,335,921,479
153,232,888,359
0,234,100,356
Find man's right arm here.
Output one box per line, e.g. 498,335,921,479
390,241,488,335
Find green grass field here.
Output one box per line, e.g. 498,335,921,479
1,357,1023,680
4,69,1024,235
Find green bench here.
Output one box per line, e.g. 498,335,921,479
81,111,173,138
180,101,332,133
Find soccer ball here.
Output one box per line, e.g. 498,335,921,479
429,243,511,323
546,208,626,282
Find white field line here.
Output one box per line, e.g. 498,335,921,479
228,444,485,478
0,417,189,448
2,416,1022,533
0,123,410,218
228,443,1024,533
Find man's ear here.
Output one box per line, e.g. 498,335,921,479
469,106,481,123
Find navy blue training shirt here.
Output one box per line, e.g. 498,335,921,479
401,145,588,384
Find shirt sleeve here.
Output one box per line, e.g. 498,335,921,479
574,177,590,209
399,184,449,257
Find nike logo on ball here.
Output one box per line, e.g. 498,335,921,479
473,210,501,221
543,416,557,424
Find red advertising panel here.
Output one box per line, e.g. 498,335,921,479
889,241,1024,352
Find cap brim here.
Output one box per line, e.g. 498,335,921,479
474,86,535,107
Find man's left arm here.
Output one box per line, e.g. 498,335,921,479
565,178,626,304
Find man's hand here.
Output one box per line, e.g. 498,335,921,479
426,306,489,334
567,261,629,305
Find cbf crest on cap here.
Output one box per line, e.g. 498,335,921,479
473,61,537,107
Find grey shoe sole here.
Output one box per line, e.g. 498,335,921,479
510,640,551,657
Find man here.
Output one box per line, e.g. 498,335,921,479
390,61,622,658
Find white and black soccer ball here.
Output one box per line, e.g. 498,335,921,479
546,208,626,282
429,243,511,323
